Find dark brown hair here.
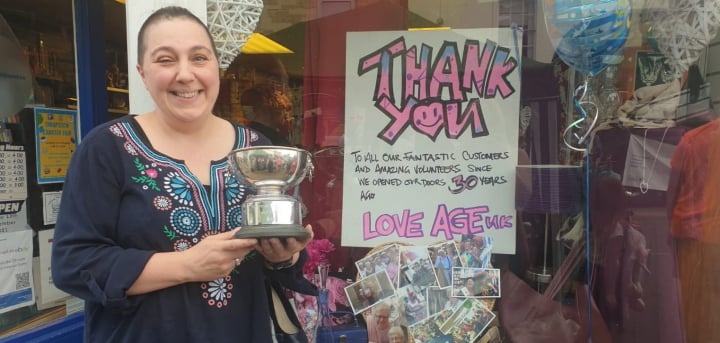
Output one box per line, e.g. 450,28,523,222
136,6,217,65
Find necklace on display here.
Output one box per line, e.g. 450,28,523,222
639,127,670,194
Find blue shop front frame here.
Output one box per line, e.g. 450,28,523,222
0,312,83,343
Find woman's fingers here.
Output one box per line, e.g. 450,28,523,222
179,229,260,281
255,225,313,263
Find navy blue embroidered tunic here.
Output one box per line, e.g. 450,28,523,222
51,116,312,343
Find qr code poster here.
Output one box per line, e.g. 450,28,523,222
0,230,35,314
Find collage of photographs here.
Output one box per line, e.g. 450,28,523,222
344,235,501,343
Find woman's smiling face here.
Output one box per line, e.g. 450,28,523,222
137,17,219,122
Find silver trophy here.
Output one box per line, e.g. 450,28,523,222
227,146,313,239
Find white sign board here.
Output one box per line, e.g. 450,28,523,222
0,200,29,234
0,145,26,200
42,191,62,226
35,229,69,309
622,133,676,192
342,28,521,253
0,229,34,313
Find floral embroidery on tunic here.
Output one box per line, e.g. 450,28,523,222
131,158,161,191
202,276,233,309
153,196,173,211
164,171,194,206
111,121,254,310
224,172,246,205
170,207,202,237
110,124,124,137
226,206,244,229
124,142,138,156
173,239,192,251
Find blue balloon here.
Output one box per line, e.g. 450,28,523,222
556,18,629,74
544,0,631,75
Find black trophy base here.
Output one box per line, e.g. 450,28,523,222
233,224,310,240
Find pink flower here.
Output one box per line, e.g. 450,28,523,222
303,238,335,279
146,169,158,178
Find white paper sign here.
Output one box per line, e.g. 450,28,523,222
0,199,29,233
35,229,69,308
0,230,35,313
342,28,521,253
0,145,27,201
42,191,62,226
622,133,676,192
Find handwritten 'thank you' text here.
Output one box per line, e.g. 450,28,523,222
357,37,518,144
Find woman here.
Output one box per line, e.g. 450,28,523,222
385,252,400,284
363,260,376,277
387,325,409,343
460,241,476,267
51,6,314,342
361,281,378,306
404,290,426,324
433,248,453,287
367,303,392,343
459,278,475,297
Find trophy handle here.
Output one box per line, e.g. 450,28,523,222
306,154,314,183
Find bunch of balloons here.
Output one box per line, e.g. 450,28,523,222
544,0,633,152
544,0,632,76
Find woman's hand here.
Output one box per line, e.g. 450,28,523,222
180,229,257,282
127,229,256,295
255,224,314,265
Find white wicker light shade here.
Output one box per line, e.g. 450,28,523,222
647,0,720,78
207,0,264,70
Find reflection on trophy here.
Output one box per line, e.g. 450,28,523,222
227,146,313,239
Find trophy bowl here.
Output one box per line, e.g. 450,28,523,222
227,146,313,240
